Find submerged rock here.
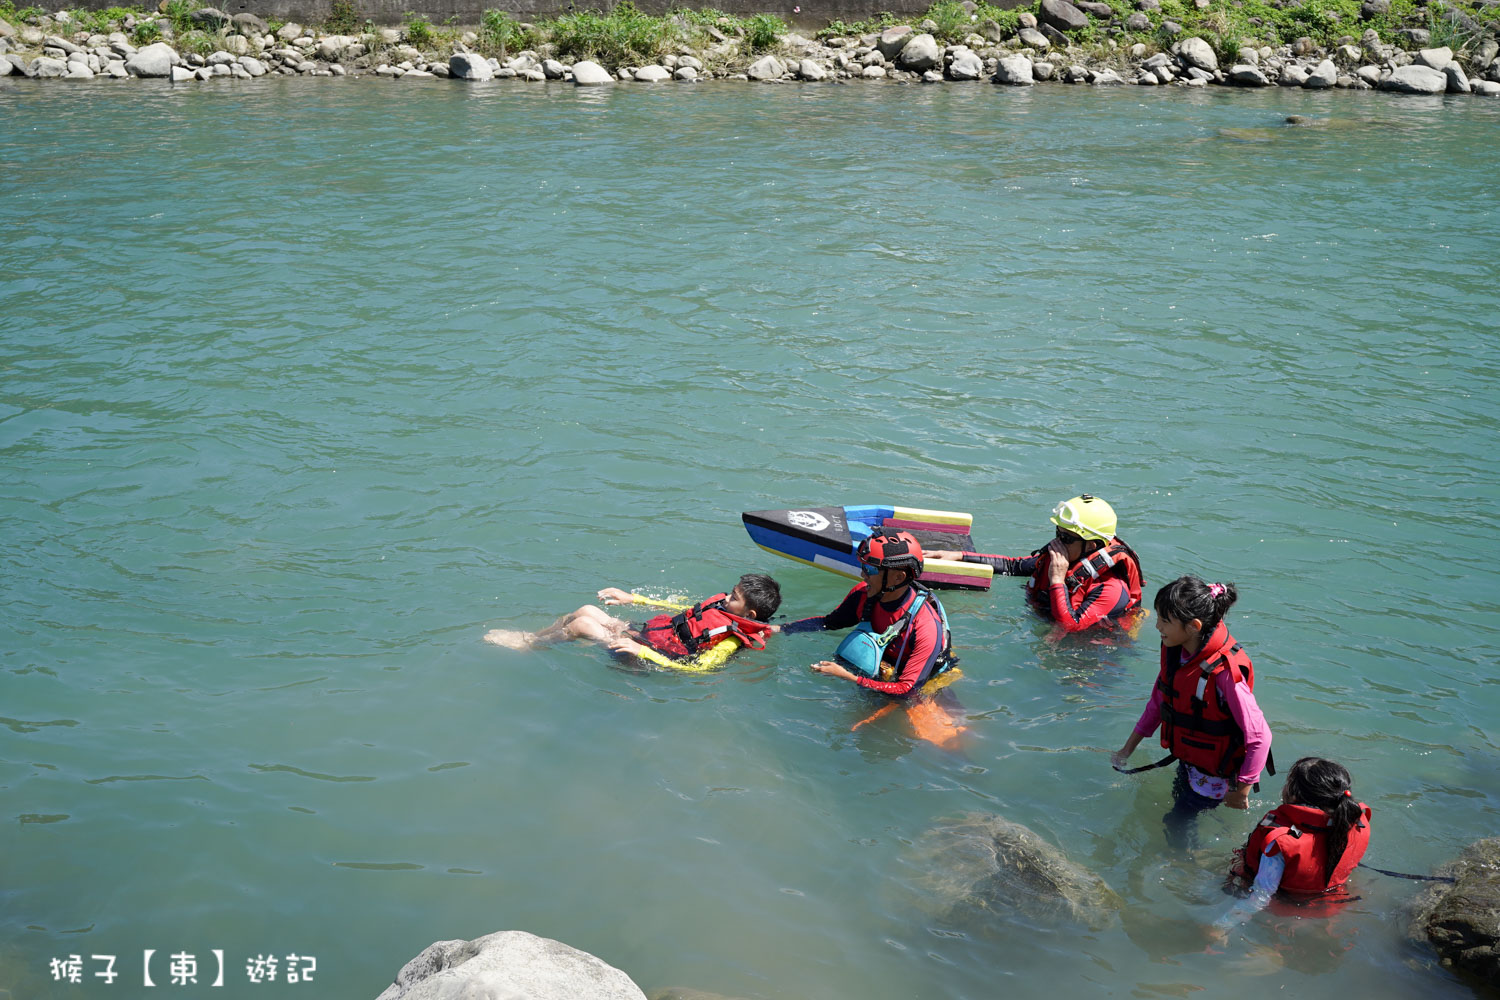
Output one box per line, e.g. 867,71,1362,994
1410,838,1500,987
910,813,1122,931
376,930,646,1000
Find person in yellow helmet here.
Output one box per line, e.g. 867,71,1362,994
929,495,1144,633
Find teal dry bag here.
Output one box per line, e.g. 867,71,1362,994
833,592,931,680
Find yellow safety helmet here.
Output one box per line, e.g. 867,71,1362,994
1050,494,1117,543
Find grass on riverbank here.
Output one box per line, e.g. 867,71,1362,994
5,0,1496,66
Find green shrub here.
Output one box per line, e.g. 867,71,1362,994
742,11,784,51
175,27,215,54
402,10,434,45
63,5,141,33
325,0,360,33
130,18,161,42
161,0,199,34
0,0,45,23
547,2,676,65
478,7,528,54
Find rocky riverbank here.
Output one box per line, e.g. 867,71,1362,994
2,1,1497,94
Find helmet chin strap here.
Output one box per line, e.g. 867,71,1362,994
873,567,908,597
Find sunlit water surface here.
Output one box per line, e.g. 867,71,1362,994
3,76,1499,999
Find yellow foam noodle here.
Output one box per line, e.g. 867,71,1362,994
890,507,972,528
922,557,993,581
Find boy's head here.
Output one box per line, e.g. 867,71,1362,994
726,573,781,621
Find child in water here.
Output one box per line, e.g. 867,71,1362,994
1112,576,1272,848
483,573,781,673
1212,757,1371,937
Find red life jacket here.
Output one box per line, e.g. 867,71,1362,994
1025,536,1144,614
1156,623,1255,778
637,594,772,658
1235,802,1372,896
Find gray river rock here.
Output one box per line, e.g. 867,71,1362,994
896,32,940,71
949,50,984,79
910,813,1123,931
125,41,176,77
1040,0,1090,32
875,25,914,60
376,930,646,1000
1409,838,1500,988
1382,63,1448,93
1018,26,1051,49
448,52,492,80
571,59,612,85
1305,58,1338,88
747,54,785,80
1177,35,1218,71
995,53,1035,84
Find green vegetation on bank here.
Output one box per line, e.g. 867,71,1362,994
4,0,1495,66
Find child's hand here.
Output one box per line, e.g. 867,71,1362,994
811,660,855,682
607,636,643,656
926,549,961,561
767,624,781,634
1223,783,1252,810
597,588,633,605
1110,748,1131,770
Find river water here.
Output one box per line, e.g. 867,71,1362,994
2,76,1498,999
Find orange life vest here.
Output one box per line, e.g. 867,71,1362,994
637,594,771,658
1156,623,1255,778
1235,801,1372,895
1025,537,1144,612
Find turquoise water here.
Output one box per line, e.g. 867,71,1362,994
3,77,1499,999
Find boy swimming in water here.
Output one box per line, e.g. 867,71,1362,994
483,573,782,673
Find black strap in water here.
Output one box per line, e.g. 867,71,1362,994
1113,753,1177,775
1357,862,1456,884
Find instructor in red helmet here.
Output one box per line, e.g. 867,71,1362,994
780,528,955,698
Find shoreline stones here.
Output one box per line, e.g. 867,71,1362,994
0,3,1496,98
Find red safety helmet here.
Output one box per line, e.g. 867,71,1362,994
857,528,924,580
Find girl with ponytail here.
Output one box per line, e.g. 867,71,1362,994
1212,757,1372,936
1113,576,1273,849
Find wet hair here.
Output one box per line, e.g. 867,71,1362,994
1283,757,1364,885
735,574,781,620
1154,575,1238,639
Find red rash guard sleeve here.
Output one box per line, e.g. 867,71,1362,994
1049,577,1130,633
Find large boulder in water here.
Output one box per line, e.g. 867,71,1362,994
911,813,1122,930
1409,838,1500,988
375,930,646,1000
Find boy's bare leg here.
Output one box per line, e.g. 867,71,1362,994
484,605,627,650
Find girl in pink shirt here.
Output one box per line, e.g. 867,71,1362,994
1113,576,1273,849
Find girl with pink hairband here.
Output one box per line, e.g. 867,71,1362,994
1112,576,1274,850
